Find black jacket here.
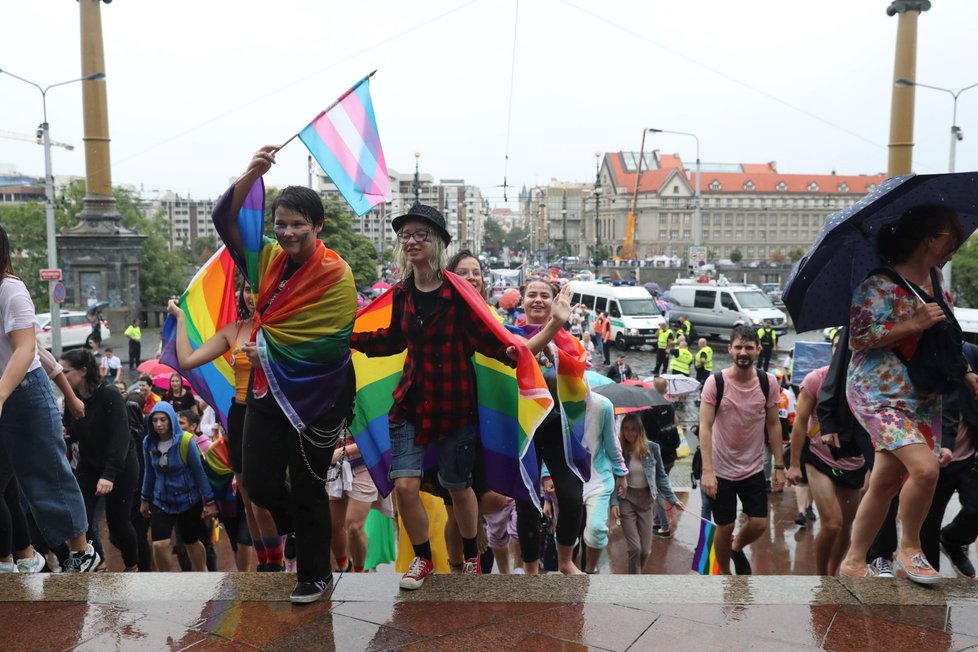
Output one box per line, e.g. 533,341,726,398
815,326,869,460
63,382,135,482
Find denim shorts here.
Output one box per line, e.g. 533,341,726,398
389,422,477,491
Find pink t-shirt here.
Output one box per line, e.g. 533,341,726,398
701,368,779,481
800,366,864,471
952,419,977,463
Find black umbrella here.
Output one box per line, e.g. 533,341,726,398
592,382,670,413
782,172,978,333
86,300,109,318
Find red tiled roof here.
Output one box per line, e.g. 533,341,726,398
606,152,886,195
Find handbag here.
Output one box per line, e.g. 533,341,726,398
873,267,966,394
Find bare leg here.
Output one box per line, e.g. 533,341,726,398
151,540,174,572
806,465,843,576
841,451,907,572
330,496,350,568
344,499,372,568
890,444,940,556
394,478,429,547
186,541,207,572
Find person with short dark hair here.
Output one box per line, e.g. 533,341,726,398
607,353,632,383
698,325,783,575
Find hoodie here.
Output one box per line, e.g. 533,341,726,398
140,402,214,514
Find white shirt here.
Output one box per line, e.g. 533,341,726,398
100,355,122,376
0,277,40,373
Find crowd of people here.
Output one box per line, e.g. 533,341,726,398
0,152,975,606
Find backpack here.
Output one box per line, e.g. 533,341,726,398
871,267,966,394
712,367,771,409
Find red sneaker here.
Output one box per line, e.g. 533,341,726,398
462,556,482,574
399,556,434,590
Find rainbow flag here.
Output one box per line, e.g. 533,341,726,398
298,73,392,216
350,273,555,506
160,247,238,430
212,179,358,431
692,519,721,575
508,326,592,482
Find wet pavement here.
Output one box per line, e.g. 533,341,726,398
19,488,978,650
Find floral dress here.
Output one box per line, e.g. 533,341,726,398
846,274,942,454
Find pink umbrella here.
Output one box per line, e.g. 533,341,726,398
498,288,521,312
153,373,192,392
372,281,391,291
137,359,175,377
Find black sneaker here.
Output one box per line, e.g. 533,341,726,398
652,528,672,539
805,506,817,522
794,512,807,527
730,548,752,575
941,535,977,578
63,543,102,573
290,576,333,604
256,563,267,572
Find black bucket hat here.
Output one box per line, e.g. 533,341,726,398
391,203,452,245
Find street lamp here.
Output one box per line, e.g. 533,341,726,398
648,128,701,248
0,68,105,358
894,78,978,173
594,151,603,256
895,77,978,291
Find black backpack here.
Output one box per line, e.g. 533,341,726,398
871,267,966,394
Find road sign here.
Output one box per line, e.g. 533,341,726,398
52,281,66,304
688,246,708,267
39,268,62,281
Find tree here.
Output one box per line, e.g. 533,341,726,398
788,248,805,262
482,219,505,257
770,249,786,264
503,226,528,254
0,201,56,310
320,197,378,288
953,240,978,308
730,248,743,263
192,235,219,264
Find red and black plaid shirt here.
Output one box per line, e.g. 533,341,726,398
351,276,512,444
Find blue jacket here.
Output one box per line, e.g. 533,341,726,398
140,402,214,514
611,441,679,507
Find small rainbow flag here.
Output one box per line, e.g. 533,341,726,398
298,72,392,216
692,518,721,575
350,273,555,506
160,247,238,430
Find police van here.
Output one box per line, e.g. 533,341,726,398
569,281,666,350
667,279,788,340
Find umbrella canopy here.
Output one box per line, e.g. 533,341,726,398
644,282,662,296
592,382,670,415
498,288,522,312
137,359,176,377
657,373,702,397
782,172,978,332
152,373,192,392
585,370,615,388
372,281,391,291
86,300,109,318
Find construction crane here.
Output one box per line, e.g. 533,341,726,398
620,128,649,260
0,129,75,151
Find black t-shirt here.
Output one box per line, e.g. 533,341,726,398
163,390,197,413
404,284,442,418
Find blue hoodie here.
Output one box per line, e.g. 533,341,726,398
140,402,214,514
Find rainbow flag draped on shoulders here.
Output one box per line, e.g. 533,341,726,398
350,273,554,507
160,247,238,430
211,178,357,431
692,518,721,575
507,325,592,483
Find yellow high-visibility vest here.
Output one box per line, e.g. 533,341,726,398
696,346,713,372
657,328,674,349
670,348,693,375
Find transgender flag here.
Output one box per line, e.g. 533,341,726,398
299,72,392,216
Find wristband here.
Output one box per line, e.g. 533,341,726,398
773,465,785,470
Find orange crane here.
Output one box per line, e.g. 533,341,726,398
0,129,75,151
620,128,649,260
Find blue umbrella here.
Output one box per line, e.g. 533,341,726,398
782,172,978,333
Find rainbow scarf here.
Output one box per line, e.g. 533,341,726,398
508,325,592,483
212,178,358,431
350,273,554,506
692,519,721,575
160,247,238,430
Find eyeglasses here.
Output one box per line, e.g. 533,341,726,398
397,229,431,243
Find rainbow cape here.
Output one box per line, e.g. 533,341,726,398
508,326,592,483
692,518,721,575
160,247,238,430
350,273,555,506
212,179,357,431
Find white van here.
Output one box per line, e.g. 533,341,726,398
956,307,978,345
668,279,788,340
569,281,666,350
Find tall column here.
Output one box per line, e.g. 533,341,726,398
886,0,931,176
79,0,114,203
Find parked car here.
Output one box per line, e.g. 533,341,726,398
668,279,788,340
36,311,110,351
569,281,665,350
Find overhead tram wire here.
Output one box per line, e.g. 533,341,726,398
558,0,888,155
498,0,521,203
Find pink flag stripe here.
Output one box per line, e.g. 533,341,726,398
312,113,387,199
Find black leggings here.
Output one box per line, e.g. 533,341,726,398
243,398,341,583
0,471,31,559
78,456,139,568
516,417,584,563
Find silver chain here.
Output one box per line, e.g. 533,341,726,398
297,419,346,484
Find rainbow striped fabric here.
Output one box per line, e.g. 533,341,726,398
508,326,593,483
350,273,555,506
298,74,392,216
692,518,721,575
160,247,238,430
212,178,358,431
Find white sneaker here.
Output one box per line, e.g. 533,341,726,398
0,560,17,573
16,550,45,574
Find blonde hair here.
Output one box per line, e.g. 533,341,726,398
395,235,447,283
618,413,650,459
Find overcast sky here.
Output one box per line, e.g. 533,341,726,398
2,0,976,208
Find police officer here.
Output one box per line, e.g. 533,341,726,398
669,339,694,377
694,337,713,384
653,322,674,375
756,321,777,372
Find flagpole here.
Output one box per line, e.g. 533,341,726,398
274,70,378,155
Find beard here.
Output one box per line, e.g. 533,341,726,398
734,355,755,369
